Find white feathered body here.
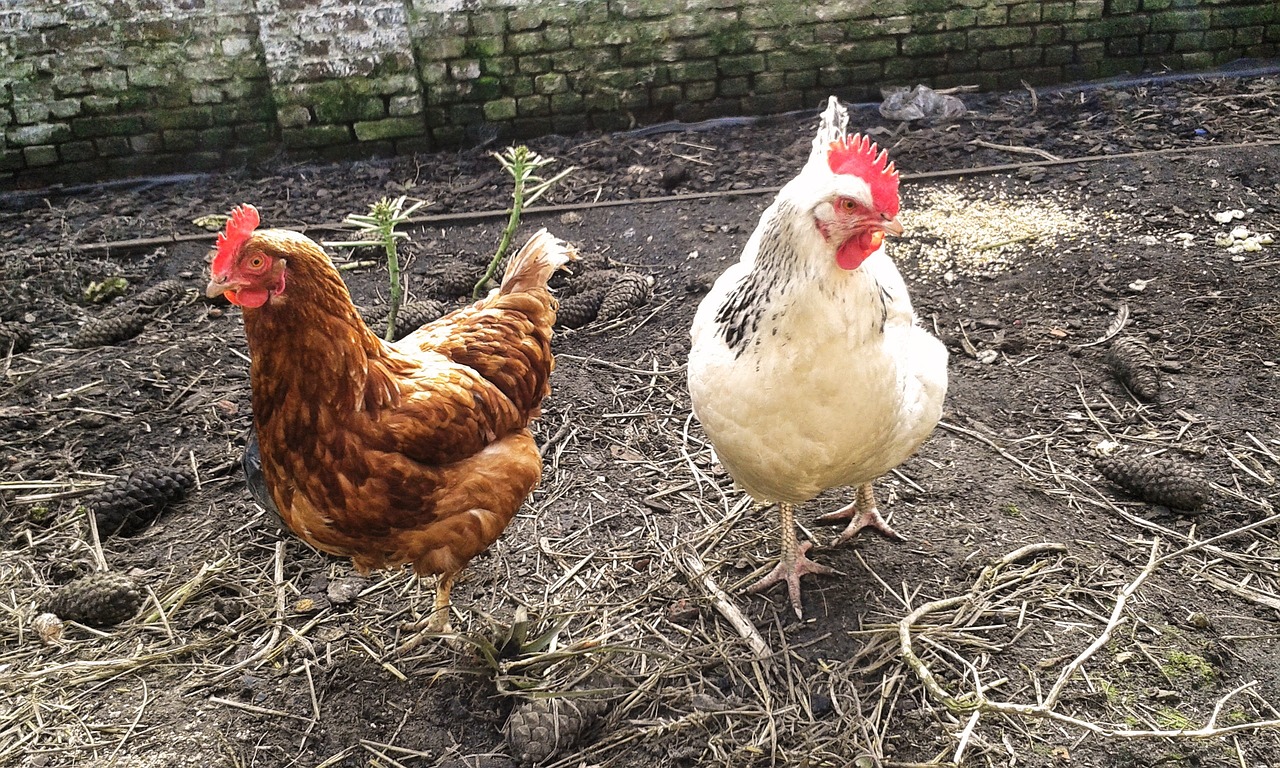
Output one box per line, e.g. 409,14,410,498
688,181,948,504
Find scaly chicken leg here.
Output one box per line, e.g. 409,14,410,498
400,572,458,641
816,483,905,546
748,502,835,619
427,572,456,633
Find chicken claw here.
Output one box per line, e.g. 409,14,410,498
816,483,905,546
748,502,835,619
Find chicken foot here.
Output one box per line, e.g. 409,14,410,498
748,502,834,619
816,483,904,546
402,572,457,637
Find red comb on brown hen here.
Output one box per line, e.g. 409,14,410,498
213,204,260,274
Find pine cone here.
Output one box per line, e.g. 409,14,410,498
87,465,195,537
1107,337,1160,401
505,695,609,766
433,263,483,297
360,300,447,340
596,273,652,323
358,304,389,328
1096,454,1211,512
132,279,189,309
560,269,620,298
0,321,33,354
572,249,611,275
556,287,607,329
40,572,142,627
389,300,446,339
71,313,149,348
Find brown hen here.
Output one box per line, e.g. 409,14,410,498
208,204,573,631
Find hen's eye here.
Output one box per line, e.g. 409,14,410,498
839,199,858,213
248,255,265,269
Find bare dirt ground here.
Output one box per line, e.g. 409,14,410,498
3,72,1280,768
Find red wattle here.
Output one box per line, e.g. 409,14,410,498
233,288,270,308
835,231,880,270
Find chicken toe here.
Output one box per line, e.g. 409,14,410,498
817,483,905,546
748,503,834,619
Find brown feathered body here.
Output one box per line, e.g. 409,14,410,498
233,229,570,581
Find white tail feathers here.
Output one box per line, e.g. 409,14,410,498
808,96,849,165
498,228,578,296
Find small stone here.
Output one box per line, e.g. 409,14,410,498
810,692,833,716
327,577,369,605
664,598,698,623
32,612,64,644
659,162,689,190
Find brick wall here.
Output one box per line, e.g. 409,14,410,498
2,0,1277,187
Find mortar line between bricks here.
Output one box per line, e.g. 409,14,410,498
72,137,1280,256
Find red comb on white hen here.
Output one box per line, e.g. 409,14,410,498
688,95,947,619
827,134,900,217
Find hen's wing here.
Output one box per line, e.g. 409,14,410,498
353,351,530,468
398,297,553,419
396,230,571,417
367,230,572,465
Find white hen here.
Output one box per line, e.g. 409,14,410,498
688,97,948,618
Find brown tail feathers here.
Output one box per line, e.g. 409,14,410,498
498,229,577,296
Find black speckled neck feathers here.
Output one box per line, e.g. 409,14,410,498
714,204,799,356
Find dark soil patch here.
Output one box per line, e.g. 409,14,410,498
3,74,1280,768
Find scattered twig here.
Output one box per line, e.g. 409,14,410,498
968,138,1062,161
676,549,772,660
900,540,1280,740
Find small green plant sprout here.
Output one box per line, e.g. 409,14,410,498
474,146,576,298
1155,707,1195,730
325,196,426,342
